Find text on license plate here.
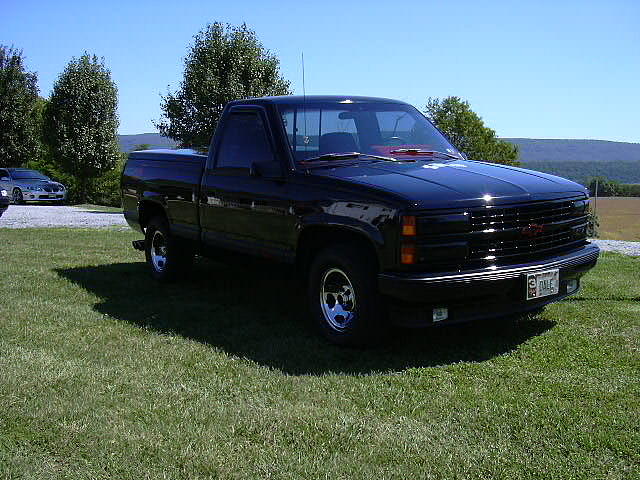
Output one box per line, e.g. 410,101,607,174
526,269,559,300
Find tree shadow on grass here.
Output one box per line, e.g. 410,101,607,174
56,258,555,376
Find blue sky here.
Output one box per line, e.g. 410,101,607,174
3,0,639,142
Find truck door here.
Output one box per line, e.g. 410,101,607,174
200,107,295,262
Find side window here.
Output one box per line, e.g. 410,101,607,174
0,169,9,179
216,112,275,170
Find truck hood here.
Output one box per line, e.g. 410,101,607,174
311,159,588,208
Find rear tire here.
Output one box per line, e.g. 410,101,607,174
308,244,387,346
144,216,193,282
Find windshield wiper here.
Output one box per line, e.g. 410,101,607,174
389,149,462,159
300,152,399,163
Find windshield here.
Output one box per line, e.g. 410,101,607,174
277,102,460,162
13,170,49,180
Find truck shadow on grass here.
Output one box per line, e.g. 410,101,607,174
56,258,555,376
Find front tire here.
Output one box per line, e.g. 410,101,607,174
12,188,24,205
144,216,193,282
308,244,387,346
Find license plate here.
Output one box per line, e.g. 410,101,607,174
526,269,559,300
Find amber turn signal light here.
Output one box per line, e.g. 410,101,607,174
402,215,417,236
401,244,417,264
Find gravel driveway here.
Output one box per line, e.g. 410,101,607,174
590,239,640,257
0,205,128,229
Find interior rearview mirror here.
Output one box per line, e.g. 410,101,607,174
338,111,356,120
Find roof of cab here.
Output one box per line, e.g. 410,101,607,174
131,149,205,155
128,148,207,163
230,95,409,105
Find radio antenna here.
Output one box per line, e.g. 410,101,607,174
302,52,308,146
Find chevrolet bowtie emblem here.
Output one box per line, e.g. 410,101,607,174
522,224,545,238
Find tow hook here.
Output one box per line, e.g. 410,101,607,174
132,240,145,251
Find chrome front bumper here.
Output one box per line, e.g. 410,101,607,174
379,244,600,326
21,191,67,202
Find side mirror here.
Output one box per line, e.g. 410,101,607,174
250,160,283,179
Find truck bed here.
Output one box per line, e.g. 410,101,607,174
122,149,207,239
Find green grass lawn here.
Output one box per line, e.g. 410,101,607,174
72,203,122,213
0,229,638,479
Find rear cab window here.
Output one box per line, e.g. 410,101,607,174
215,111,276,172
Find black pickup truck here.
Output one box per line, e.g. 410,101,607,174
122,95,599,345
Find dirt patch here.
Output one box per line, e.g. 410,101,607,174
591,197,640,242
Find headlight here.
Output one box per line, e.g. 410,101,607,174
0,190,7,197
29,185,43,191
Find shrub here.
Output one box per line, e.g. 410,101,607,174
587,209,599,238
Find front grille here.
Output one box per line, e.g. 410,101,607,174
470,199,579,232
469,226,585,260
468,198,588,262
43,185,60,192
410,197,589,270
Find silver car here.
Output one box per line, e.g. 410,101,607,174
0,168,67,204
0,188,9,217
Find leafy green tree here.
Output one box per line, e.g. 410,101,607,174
586,176,622,197
156,22,291,147
425,96,519,166
0,46,40,167
133,143,151,151
44,54,120,202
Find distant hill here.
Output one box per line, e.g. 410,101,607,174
500,139,640,184
118,133,177,152
502,138,640,163
117,133,640,183
520,161,640,185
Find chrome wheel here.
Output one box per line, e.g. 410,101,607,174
320,268,357,332
150,230,168,272
12,188,23,204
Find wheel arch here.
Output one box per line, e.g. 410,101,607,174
138,199,167,231
295,225,381,281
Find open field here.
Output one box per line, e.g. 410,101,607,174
591,197,640,241
0,228,638,479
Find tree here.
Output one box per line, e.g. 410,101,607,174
0,46,40,167
44,54,120,202
156,22,291,147
133,143,151,151
586,176,622,197
425,96,519,166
